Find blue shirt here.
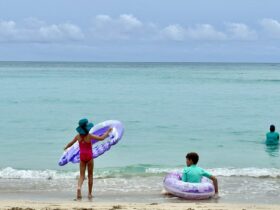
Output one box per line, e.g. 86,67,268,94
182,165,212,183
266,132,279,145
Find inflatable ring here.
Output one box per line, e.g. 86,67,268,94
58,120,124,166
163,171,215,200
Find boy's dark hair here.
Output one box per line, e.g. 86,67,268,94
186,152,199,164
270,125,275,132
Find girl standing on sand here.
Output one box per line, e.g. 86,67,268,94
64,118,112,199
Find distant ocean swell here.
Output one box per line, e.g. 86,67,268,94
1,166,280,180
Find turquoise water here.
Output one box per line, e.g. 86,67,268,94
0,62,279,203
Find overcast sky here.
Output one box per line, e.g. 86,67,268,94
0,0,280,62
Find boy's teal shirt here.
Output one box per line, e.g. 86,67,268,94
182,164,212,183
266,132,279,145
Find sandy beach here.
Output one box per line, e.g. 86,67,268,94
0,200,280,210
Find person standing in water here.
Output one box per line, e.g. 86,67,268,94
266,125,279,145
64,118,112,200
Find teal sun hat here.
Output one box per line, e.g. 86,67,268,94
76,118,94,135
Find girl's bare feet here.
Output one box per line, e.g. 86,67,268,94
77,189,82,200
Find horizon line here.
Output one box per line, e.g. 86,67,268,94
0,60,280,64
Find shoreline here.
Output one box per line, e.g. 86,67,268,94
0,200,279,210
1,175,279,205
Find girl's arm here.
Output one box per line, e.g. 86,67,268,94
64,135,78,150
89,128,112,141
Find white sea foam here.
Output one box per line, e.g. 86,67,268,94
1,166,280,179
0,167,78,179
209,167,280,178
146,167,280,178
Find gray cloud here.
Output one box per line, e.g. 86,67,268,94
226,23,257,40
260,18,280,38
0,20,17,41
160,23,259,41
161,24,226,41
91,15,228,42
90,14,157,41
38,24,84,42
0,18,84,43
1,16,280,44
160,24,186,41
186,24,227,41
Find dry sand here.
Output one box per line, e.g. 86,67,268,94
0,200,279,210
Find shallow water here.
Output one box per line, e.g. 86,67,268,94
0,62,279,203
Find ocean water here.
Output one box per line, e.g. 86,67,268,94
0,62,279,203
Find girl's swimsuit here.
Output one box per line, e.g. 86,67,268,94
79,139,93,162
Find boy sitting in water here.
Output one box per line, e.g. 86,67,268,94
182,152,219,196
266,125,279,145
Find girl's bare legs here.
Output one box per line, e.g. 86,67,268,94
77,161,86,199
87,159,94,199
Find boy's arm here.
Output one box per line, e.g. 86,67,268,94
210,175,218,194
89,128,112,141
202,170,219,195
181,173,187,182
64,135,78,150
181,168,188,182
